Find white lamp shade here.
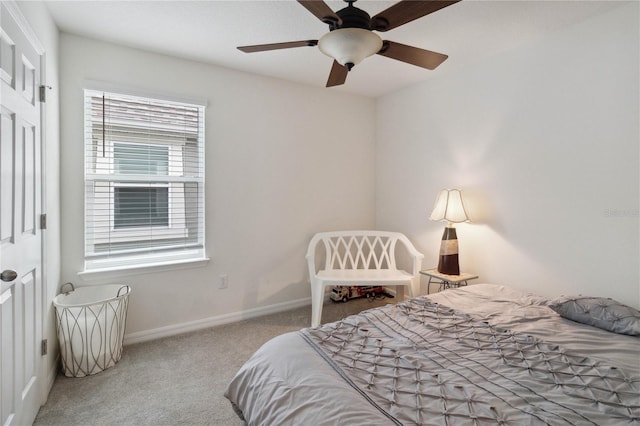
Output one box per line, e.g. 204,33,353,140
430,189,469,223
318,28,383,66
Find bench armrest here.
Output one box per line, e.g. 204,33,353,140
395,233,425,276
305,233,324,278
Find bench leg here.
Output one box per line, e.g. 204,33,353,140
408,277,420,298
310,281,325,327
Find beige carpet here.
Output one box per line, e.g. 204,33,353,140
34,295,395,425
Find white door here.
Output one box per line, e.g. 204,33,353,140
0,2,44,425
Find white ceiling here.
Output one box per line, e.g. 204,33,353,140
44,0,624,98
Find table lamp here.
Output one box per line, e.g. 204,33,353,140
429,189,469,275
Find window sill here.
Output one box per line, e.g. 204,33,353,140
78,257,210,281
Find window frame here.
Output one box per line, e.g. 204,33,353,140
82,87,207,274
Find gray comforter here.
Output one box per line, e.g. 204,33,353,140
225,285,639,425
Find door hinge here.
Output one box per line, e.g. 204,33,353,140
41,339,48,356
39,85,51,103
40,214,47,230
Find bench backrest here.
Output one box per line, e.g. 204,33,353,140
307,231,417,272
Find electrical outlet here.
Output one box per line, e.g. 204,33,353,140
219,274,228,289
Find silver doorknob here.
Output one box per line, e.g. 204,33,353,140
0,270,17,282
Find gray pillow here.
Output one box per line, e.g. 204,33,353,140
548,296,640,336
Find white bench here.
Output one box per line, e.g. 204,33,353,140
306,230,424,327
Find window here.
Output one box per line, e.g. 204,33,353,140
83,89,206,272
113,186,169,229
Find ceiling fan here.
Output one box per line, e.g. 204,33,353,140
238,0,461,87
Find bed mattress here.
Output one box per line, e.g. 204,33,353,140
225,284,639,425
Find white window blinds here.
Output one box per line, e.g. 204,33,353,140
84,89,205,271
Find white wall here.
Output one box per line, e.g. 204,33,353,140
59,34,376,336
376,3,639,308
15,0,61,401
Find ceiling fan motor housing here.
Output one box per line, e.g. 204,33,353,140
335,1,372,30
318,1,382,70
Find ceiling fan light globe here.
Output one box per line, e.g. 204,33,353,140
318,28,383,67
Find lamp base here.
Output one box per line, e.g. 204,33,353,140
437,227,460,275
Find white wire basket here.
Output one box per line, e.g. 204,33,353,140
53,283,131,377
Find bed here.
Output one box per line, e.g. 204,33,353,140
225,284,640,425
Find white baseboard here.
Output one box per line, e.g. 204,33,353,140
123,296,312,345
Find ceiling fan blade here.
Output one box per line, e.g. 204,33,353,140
371,0,461,32
297,1,341,26
326,60,348,87
377,41,448,70
238,40,318,53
